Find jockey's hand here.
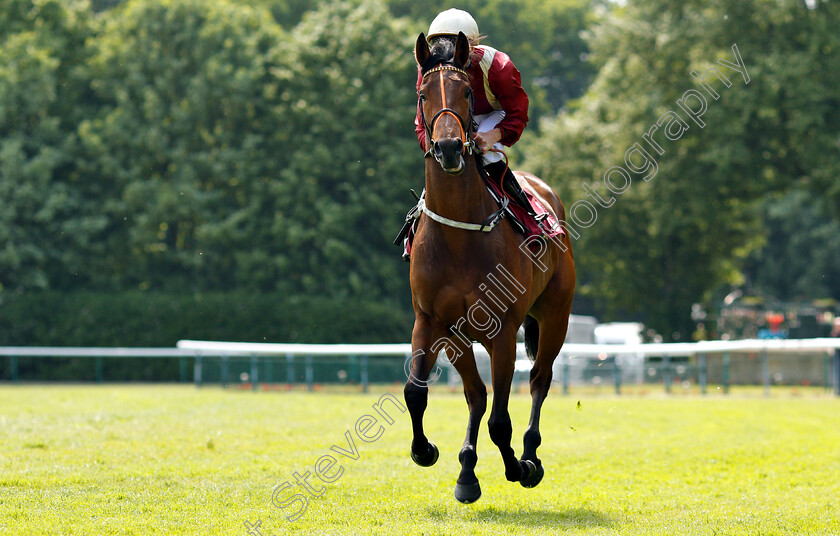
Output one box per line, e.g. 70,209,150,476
473,128,502,153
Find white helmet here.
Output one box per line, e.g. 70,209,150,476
427,9,479,42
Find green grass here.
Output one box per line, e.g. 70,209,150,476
1,385,839,535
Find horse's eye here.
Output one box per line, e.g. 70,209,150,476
418,92,427,102
465,88,472,99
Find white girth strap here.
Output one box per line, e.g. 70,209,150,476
417,198,501,232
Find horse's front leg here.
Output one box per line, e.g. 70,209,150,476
448,343,486,503
487,333,535,484
404,313,443,467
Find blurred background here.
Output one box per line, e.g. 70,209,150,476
1,0,838,381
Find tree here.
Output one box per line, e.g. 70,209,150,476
76,0,420,305
263,0,419,301
79,0,286,291
743,189,840,303
524,0,840,339
0,0,101,292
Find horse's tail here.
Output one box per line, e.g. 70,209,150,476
523,314,539,362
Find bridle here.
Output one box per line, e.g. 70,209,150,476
418,65,477,160
412,63,508,233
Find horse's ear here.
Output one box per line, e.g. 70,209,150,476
415,33,430,66
454,31,470,68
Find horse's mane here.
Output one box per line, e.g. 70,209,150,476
421,36,461,73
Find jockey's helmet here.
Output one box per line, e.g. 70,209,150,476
427,9,479,42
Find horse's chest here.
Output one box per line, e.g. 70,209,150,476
409,231,525,325
411,264,490,325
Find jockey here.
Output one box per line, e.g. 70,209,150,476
415,8,534,215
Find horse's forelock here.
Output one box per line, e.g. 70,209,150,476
422,37,460,72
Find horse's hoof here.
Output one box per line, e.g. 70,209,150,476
454,481,482,503
520,460,544,488
410,442,439,467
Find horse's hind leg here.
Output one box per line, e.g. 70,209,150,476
520,291,574,488
449,343,486,503
404,314,444,467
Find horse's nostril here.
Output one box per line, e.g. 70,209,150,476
436,138,463,157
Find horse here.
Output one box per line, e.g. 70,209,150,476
403,31,576,504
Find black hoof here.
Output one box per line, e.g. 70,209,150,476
410,442,439,467
520,460,544,488
454,481,482,503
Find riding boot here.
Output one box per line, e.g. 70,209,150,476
484,161,536,215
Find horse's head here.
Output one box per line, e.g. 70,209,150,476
415,32,475,175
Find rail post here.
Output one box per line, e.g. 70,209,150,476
286,353,295,389
834,348,839,397
95,356,104,383
194,353,203,387
663,355,672,394
305,355,314,392
179,356,188,383
513,368,521,394
722,352,730,394
562,355,570,396
613,358,621,395
698,353,707,395
360,355,369,393
762,348,770,397
221,355,229,386
250,353,259,391
10,355,19,383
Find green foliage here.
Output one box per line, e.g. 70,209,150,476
1,0,422,344
0,290,412,381
237,0,326,29
1,0,837,345
0,0,100,291
744,189,840,302
78,0,286,292
525,0,840,339
91,0,327,28
0,291,413,347
73,0,417,303
266,0,418,300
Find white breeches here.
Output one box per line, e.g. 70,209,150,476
475,110,506,164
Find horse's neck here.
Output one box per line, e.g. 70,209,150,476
424,159,494,226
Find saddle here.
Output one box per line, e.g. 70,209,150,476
394,171,565,262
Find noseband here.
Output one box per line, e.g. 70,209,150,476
418,65,476,159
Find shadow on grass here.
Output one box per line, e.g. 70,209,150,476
426,504,617,530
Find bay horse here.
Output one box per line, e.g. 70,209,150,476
404,32,576,503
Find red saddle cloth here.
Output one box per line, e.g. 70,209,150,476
482,175,566,246
402,175,565,259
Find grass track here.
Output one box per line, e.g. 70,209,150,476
1,385,839,535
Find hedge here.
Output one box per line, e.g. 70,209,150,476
0,292,414,381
